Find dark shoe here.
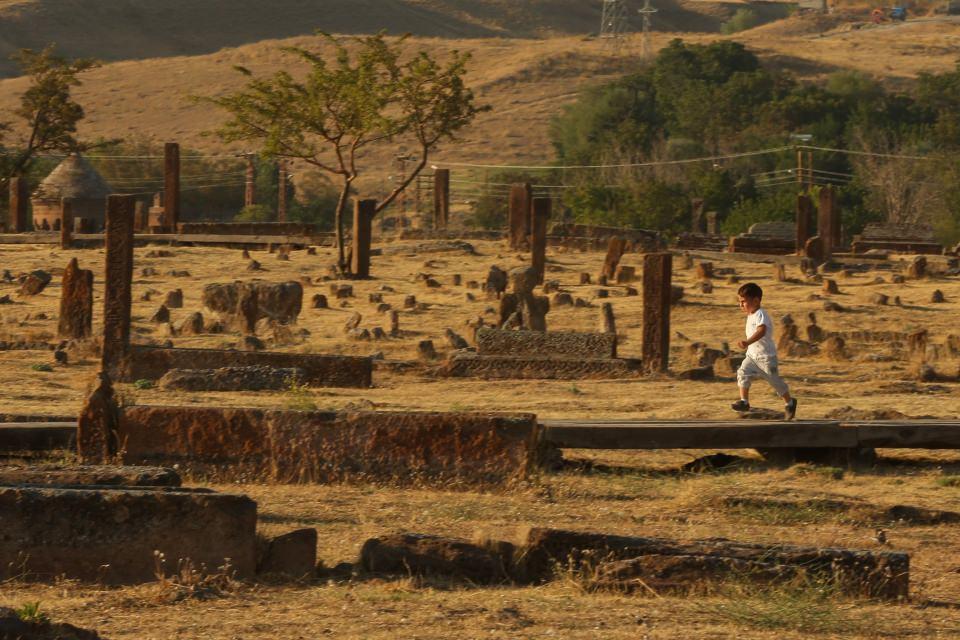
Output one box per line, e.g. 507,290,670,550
731,400,750,412
784,398,798,421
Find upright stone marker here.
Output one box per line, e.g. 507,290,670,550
601,237,626,280
58,257,93,339
8,176,28,232
351,199,376,279
691,198,705,233
133,200,147,233
102,195,135,377
818,186,840,258
642,253,672,374
705,211,718,235
433,168,450,230
60,198,74,250
796,194,813,255
509,183,532,250
531,197,550,285
163,142,180,232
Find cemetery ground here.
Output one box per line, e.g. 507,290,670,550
1,239,960,637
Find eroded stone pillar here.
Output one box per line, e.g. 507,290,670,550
58,257,93,339
531,197,550,285
691,198,705,233
102,195,135,377
796,194,813,255
351,199,376,279
433,169,449,230
509,183,532,250
60,198,74,250
642,253,672,374
818,186,840,259
8,176,28,232
705,211,718,235
164,142,180,232
601,237,626,281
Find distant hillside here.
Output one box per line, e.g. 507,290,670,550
0,0,752,77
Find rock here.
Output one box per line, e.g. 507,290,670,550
145,249,174,258
331,284,353,299
360,533,510,583
372,327,387,340
241,249,251,259
19,270,51,295
574,297,591,308
159,365,304,391
890,274,905,284
58,258,94,340
347,328,371,341
417,340,437,361
203,281,303,333
670,285,684,305
914,363,938,382
368,293,383,303
543,280,561,294
553,293,574,307
445,328,469,350
676,365,714,380
452,274,462,286
403,295,417,309
579,273,591,285
0,606,104,640
376,302,392,313
239,335,265,351
698,281,713,294
465,292,476,302
311,294,328,309
695,262,713,280
164,289,184,308
484,265,508,298
726,275,740,285
424,277,441,288
932,289,945,303
166,270,190,277
625,286,638,296
823,336,848,360
247,260,263,271
259,528,318,578
823,300,844,312
140,267,158,277
823,279,839,294
203,318,224,334
466,280,479,289
389,310,400,336
344,312,362,332
596,289,609,299
150,305,170,324
907,256,927,279
178,312,204,335
870,293,889,306
306,247,317,255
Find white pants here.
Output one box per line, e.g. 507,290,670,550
737,356,789,398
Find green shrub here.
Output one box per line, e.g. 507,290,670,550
133,379,155,390
721,9,760,34
30,363,53,372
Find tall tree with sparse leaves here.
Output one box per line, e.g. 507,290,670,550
0,45,100,182
203,32,486,273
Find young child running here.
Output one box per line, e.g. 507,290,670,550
731,282,798,420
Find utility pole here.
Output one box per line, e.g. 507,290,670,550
600,0,629,52
638,0,657,59
277,159,288,222
243,152,256,207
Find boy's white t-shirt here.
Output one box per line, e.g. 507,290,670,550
745,308,777,361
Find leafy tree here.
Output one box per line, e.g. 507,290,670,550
0,46,100,181
204,32,486,273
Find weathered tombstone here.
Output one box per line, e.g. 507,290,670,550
796,194,814,254
164,142,180,232
102,195,136,378
60,197,74,250
351,199,376,278
691,198,705,234
133,200,148,233
600,302,616,335
8,176,28,232
642,253,672,374
805,235,824,265
508,183,532,250
531,198,550,285
601,237,626,281
434,169,450,231
389,310,400,336
705,211,718,235
773,262,786,282
695,261,713,280
58,258,93,339
818,186,840,258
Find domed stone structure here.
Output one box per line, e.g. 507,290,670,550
31,154,112,231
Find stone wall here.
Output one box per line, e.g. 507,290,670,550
443,354,641,380
0,486,256,584
476,328,616,359
122,345,373,388
176,222,319,236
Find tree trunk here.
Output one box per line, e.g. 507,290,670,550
334,177,353,274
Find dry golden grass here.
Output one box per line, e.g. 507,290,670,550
1,239,960,636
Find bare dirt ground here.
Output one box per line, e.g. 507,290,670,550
1,240,960,637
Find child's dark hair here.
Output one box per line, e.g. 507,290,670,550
738,282,763,300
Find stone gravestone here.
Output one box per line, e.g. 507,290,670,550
351,199,376,278
509,183,532,250
530,198,550,285
8,176,28,232
60,198,74,250
642,253,672,374
433,169,450,230
58,258,94,339
102,195,136,378
818,186,840,258
601,237,626,281
796,194,814,255
705,211,718,235
691,198,705,233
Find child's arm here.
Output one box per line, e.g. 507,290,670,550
737,324,766,350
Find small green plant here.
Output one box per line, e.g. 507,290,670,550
30,363,53,372
937,475,960,487
721,8,760,34
284,376,317,411
133,379,155,390
569,384,583,395
16,602,49,625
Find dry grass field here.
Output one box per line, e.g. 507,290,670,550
1,239,960,637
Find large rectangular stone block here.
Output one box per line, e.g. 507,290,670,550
0,486,256,584
443,353,641,380
176,222,318,236
476,328,616,359
82,405,543,487
123,345,373,388
0,464,180,487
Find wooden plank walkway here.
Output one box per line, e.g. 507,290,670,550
541,419,960,450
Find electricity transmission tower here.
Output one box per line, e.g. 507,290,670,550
638,0,657,59
599,0,629,51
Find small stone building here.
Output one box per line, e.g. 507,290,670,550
31,153,112,231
